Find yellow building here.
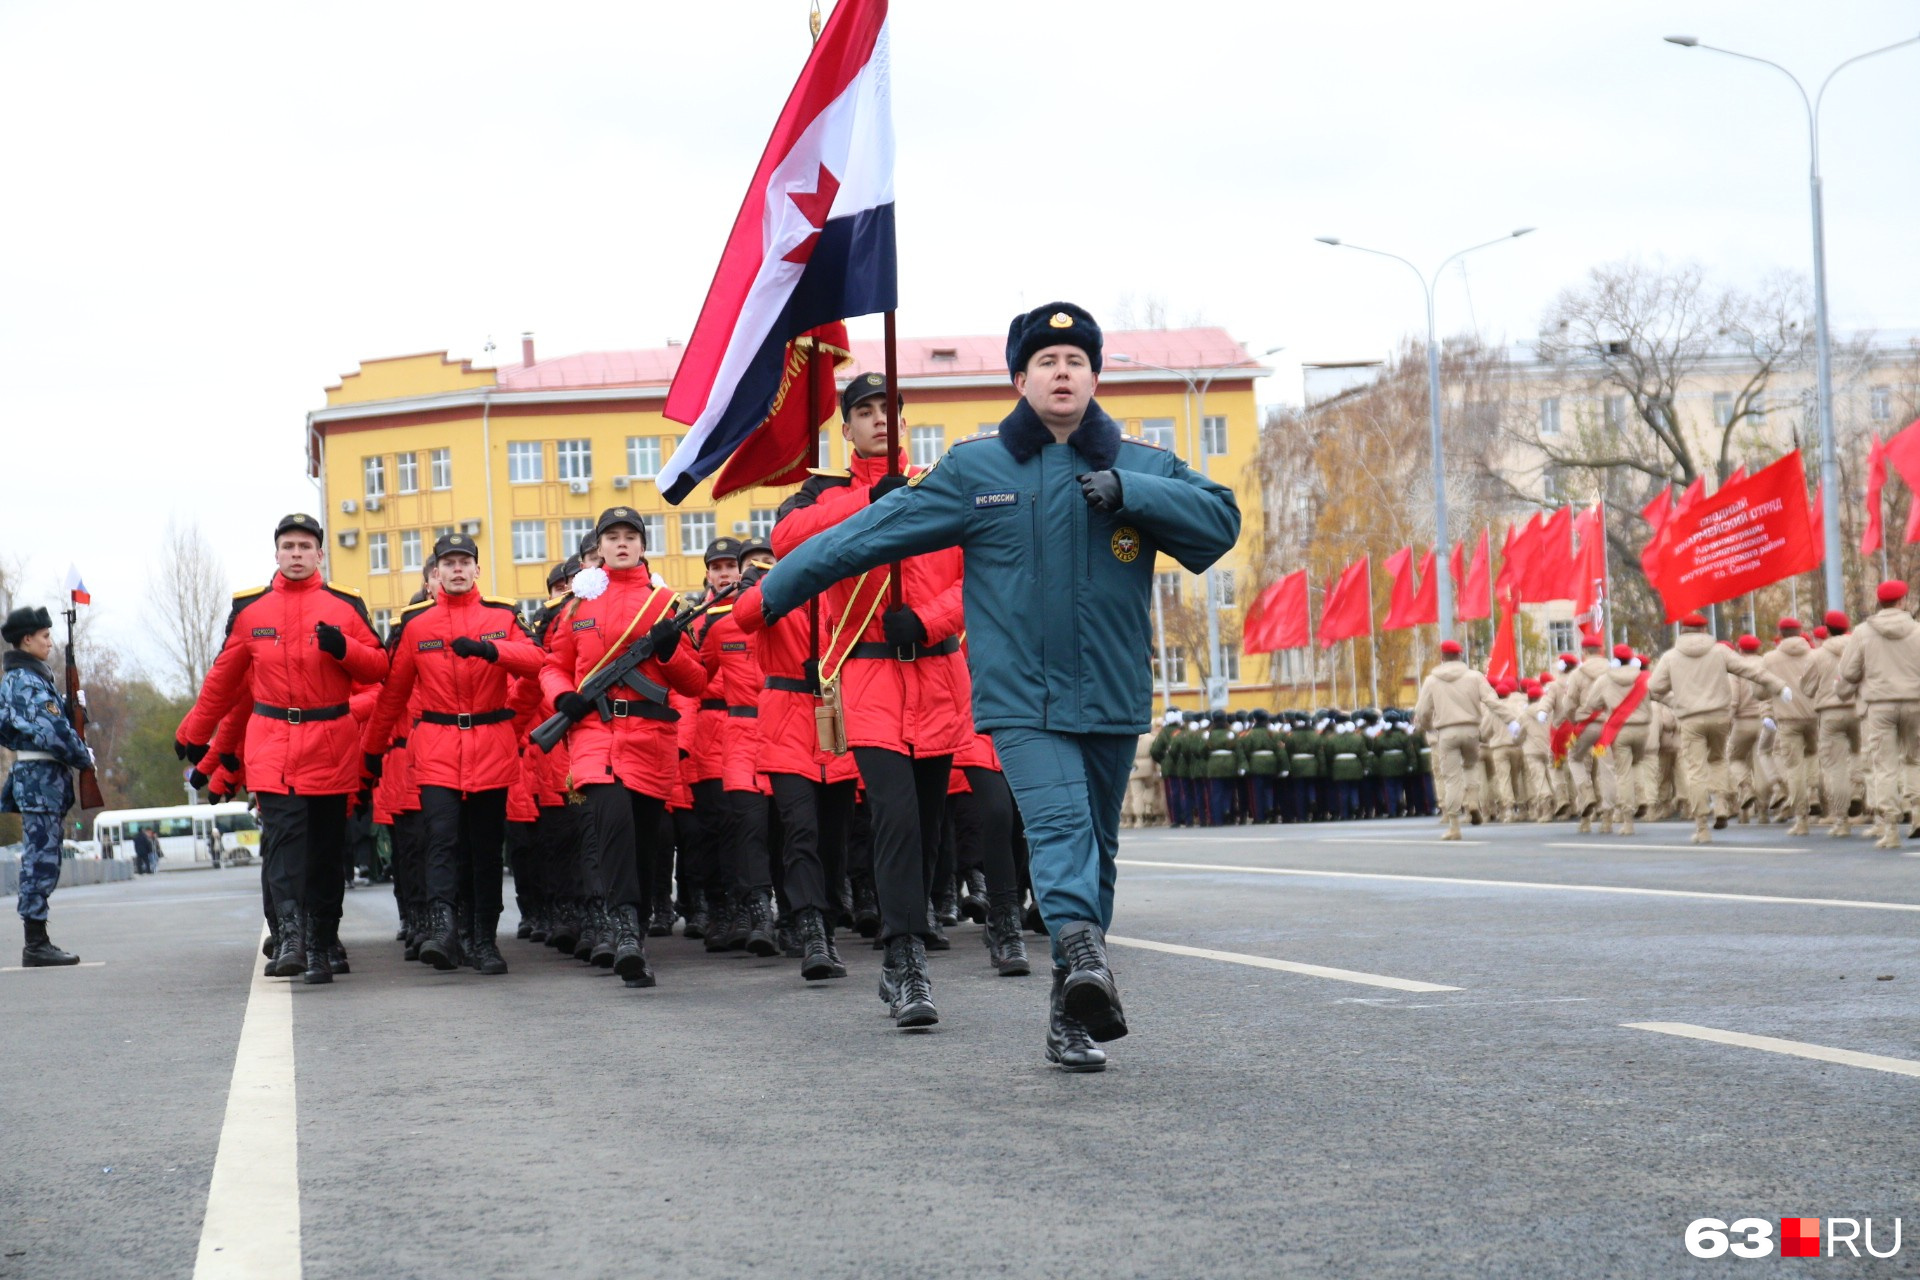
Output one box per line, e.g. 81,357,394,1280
307,330,1270,708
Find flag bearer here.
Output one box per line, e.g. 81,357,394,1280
2,605,92,966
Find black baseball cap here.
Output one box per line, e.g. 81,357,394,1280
839,371,903,421
431,531,480,563
704,535,746,566
740,539,775,565
275,512,324,541
593,506,647,544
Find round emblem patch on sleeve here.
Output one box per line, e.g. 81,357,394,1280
1110,527,1141,562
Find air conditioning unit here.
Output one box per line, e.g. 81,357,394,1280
340,498,358,514
611,476,630,490
460,519,482,536
733,521,750,534
364,496,382,512
568,479,590,495
338,530,359,549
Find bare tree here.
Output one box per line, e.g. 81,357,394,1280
151,519,228,696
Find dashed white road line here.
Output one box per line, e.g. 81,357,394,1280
1546,841,1806,855
0,960,107,972
193,928,301,1280
1117,858,1920,913
1319,837,1488,848
1625,1022,1920,1079
1106,935,1460,992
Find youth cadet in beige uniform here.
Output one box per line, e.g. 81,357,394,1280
1647,612,1787,845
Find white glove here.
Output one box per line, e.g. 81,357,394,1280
1779,686,1793,703
1762,716,1776,732
1535,710,1549,724
1508,721,1521,739
84,747,96,769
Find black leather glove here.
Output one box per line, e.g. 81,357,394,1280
648,616,681,662
451,637,498,662
174,739,188,761
363,752,384,780
869,473,909,504
179,740,209,766
739,560,771,589
315,621,347,660
556,691,593,722
188,768,210,790
883,605,927,648
1077,470,1124,513
219,753,241,772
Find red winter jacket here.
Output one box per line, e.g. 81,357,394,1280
701,605,771,794
733,586,857,784
363,588,543,794
770,451,972,756
179,572,389,796
681,611,730,782
539,566,708,796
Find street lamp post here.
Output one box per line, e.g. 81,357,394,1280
1665,33,1920,613
1312,230,1535,642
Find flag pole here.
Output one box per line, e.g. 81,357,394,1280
1366,555,1380,709
884,310,903,608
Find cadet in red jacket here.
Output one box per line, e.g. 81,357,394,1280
177,513,388,985
362,534,543,975
540,507,710,988
769,374,973,1028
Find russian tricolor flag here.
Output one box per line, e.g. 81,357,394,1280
660,0,895,503
65,563,91,606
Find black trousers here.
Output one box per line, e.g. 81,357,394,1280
257,792,349,918
769,775,855,916
418,786,507,916
390,810,425,906
582,783,667,913
851,748,952,942
535,802,589,899
651,810,676,909
719,789,774,893
671,808,702,908
684,778,726,902
506,820,538,912
957,766,1021,901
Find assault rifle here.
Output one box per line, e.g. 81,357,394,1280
529,584,738,754
63,604,107,810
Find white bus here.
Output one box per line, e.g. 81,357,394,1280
92,803,258,867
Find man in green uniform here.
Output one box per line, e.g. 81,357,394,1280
1288,714,1325,821
1240,709,1282,822
1148,709,1184,826
1324,717,1370,820
1201,710,1239,826
1372,712,1412,818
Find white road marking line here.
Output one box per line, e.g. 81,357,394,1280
0,960,107,972
1116,858,1920,912
1545,841,1806,855
1320,837,1488,847
1625,1022,1920,1079
193,928,301,1280
1106,935,1459,992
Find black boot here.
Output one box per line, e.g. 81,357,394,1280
574,899,601,962
851,876,881,938
419,900,461,971
1022,898,1045,935
934,879,961,928
880,934,938,1028
796,907,836,981
303,914,335,985
1058,921,1127,1042
548,901,580,953
269,903,306,977
471,911,509,975
459,900,479,971
985,898,1031,977
682,895,709,941
589,900,616,968
959,869,989,924
326,920,350,974
704,891,735,953
21,918,80,967
261,927,280,973
744,890,778,957
778,914,802,959
612,904,652,984
515,909,533,941
824,927,848,979
1045,966,1107,1073
648,900,675,938
528,902,550,945
922,900,950,951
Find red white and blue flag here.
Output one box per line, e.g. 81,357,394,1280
660,0,895,503
65,563,91,606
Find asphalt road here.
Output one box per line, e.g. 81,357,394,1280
3,816,1917,1279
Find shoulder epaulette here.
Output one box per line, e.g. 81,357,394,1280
223,585,271,637
481,596,520,610
234,584,269,599
325,580,363,597
322,581,373,626
1121,434,1168,451
387,597,434,650
399,598,434,616
953,431,1000,446
806,467,852,478
543,591,573,610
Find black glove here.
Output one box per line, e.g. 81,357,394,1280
315,621,347,661
188,768,210,790
219,753,241,772
174,739,188,761
556,691,593,722
869,473,909,504
1077,470,1124,513
451,636,498,662
363,752,385,780
739,560,771,589
179,740,209,766
883,605,927,649
648,616,681,663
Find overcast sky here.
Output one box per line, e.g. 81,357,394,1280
3,0,1916,678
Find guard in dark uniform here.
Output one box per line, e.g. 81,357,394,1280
3,606,91,966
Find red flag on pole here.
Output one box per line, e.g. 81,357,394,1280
1407,548,1439,626
1881,418,1920,493
711,323,852,497
1382,547,1422,630
1530,506,1577,602
1265,569,1310,651
1642,488,1675,538
1317,556,1372,648
1644,451,1820,620
1495,517,1528,603
1862,433,1887,557
1573,503,1606,617
1453,530,1491,621
1486,593,1518,684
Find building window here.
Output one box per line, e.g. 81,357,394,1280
1218,649,1242,683
395,452,419,494
909,426,946,467
369,608,392,641
1543,464,1567,504
1154,571,1182,605
1870,386,1893,422
625,436,662,479
1712,392,1734,429
1540,397,1561,437
516,599,542,628
557,439,592,482
1548,619,1576,654
560,518,594,556
430,448,452,490
507,442,543,484
1138,417,1176,451
637,514,666,554
367,533,389,574
1213,568,1235,607
679,512,715,556
511,520,548,563
1156,646,1188,689
749,509,776,541
1201,415,1227,457
363,456,386,498
1604,396,1627,432
399,529,423,572
816,429,833,469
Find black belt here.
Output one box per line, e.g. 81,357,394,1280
764,676,820,695
391,737,407,750
608,699,678,722
700,698,727,711
727,706,758,718
418,709,515,729
848,636,960,662
253,701,349,725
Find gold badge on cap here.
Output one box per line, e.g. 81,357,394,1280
293,513,310,522
615,508,630,517
1048,312,1073,329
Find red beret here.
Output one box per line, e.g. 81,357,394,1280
1580,635,1604,649
1812,626,1830,640
1823,609,1849,631
1878,580,1909,605
1612,643,1633,661
1737,634,1760,653
1777,617,1802,633
1439,639,1463,656
1680,612,1709,629
1539,671,1556,684
1495,678,1516,696
1523,680,1542,696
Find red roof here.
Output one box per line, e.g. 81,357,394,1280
491,327,1258,394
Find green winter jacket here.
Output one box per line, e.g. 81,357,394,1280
1239,726,1282,776
1287,730,1325,779
1324,730,1370,781
1201,729,1240,778
1371,727,1412,778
